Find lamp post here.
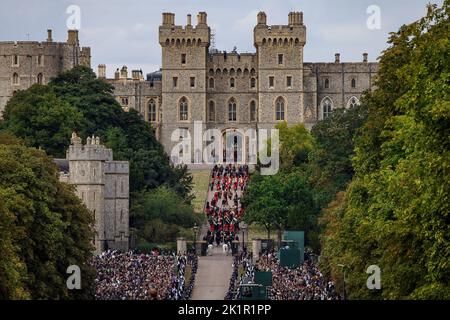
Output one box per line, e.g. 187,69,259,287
241,225,247,252
192,223,198,255
337,264,347,300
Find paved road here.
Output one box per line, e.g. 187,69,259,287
190,246,233,300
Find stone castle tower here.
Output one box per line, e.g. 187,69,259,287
59,133,129,253
0,29,91,116
101,10,378,164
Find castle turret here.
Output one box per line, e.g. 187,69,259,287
254,11,307,126
98,64,106,79
159,11,210,155
257,11,267,25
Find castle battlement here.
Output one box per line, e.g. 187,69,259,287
67,133,113,161
159,12,210,46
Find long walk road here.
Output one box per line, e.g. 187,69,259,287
190,246,233,300
190,164,246,300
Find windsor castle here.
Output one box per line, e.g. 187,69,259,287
0,10,379,251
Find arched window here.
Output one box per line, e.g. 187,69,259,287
208,101,215,122
148,99,157,122
230,77,235,88
347,96,360,109
179,97,189,121
275,97,285,121
228,98,237,122
250,77,256,89
322,98,333,119
209,77,215,89
351,78,356,88
324,78,329,89
12,73,19,85
37,73,43,84
250,101,257,122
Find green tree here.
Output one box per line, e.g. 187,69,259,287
131,186,201,245
1,85,82,157
320,2,450,299
0,133,95,299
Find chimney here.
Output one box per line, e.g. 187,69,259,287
335,53,341,63
197,12,207,26
162,12,175,26
257,12,267,25
67,30,79,45
363,53,368,63
132,70,141,80
187,14,192,26
120,66,128,79
288,12,302,25
98,64,106,79
47,29,53,42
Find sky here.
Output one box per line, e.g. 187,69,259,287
0,0,443,77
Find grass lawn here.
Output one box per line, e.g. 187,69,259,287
247,224,278,241
190,169,211,213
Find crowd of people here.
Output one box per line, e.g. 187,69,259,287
225,252,253,300
256,250,339,300
92,250,197,300
203,164,249,247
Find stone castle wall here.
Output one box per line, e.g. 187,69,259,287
0,29,90,116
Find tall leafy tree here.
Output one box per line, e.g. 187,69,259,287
0,133,95,299
320,2,450,299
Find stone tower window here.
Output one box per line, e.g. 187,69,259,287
13,55,19,66
324,78,330,89
148,99,157,122
250,101,257,122
269,76,274,88
275,97,285,121
173,77,178,88
286,76,292,88
12,73,19,85
190,77,195,88
37,55,43,66
228,98,237,122
230,78,235,88
278,54,284,65
209,77,215,89
37,73,43,85
179,97,189,121
322,98,333,119
351,78,356,88
208,101,215,122
181,53,186,65
250,77,256,89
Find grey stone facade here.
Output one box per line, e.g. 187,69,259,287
0,29,91,116
58,133,129,253
103,11,379,162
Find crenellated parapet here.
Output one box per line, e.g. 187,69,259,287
159,12,210,47
67,132,113,162
254,11,306,47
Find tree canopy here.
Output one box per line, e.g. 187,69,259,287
320,2,450,299
0,133,95,299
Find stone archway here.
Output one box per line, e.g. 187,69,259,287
222,129,246,164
